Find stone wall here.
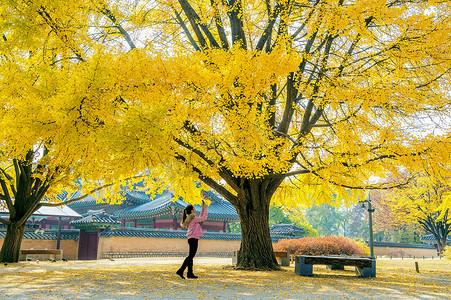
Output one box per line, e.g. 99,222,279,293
0,238,79,260
0,230,441,261
97,236,241,259
374,245,438,258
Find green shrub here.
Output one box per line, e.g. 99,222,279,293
273,235,366,257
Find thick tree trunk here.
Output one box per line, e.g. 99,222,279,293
237,207,280,270
437,239,447,255
0,222,26,263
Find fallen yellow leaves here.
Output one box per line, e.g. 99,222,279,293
0,258,449,299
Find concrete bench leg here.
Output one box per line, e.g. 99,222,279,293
54,250,63,261
295,256,313,276
232,250,238,266
277,257,290,266
355,260,376,277
18,254,27,261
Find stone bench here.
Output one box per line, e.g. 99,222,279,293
274,251,291,266
294,255,376,277
19,249,63,261
232,250,291,266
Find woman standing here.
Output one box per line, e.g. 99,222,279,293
176,200,208,279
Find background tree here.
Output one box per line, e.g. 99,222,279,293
304,204,345,236
0,0,171,262
269,205,293,226
228,204,318,236
344,204,369,240
380,171,451,253
270,205,318,237
372,189,424,243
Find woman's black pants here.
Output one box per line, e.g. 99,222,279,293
179,238,198,274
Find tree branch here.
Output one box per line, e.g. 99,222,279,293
0,179,15,219
35,5,85,62
268,83,278,127
98,4,136,50
277,73,295,134
310,170,413,190
176,0,207,49
0,165,16,198
177,126,243,195
210,0,230,49
40,174,152,208
17,199,42,227
173,8,201,51
266,168,311,178
174,153,238,204
255,3,282,51
173,136,216,167
416,67,451,90
227,0,247,49
0,218,10,226
290,0,320,41
178,0,220,49
277,29,318,135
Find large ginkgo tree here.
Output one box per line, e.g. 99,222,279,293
128,0,451,269
1,0,451,270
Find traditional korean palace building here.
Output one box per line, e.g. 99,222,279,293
3,184,442,261
269,223,305,237
68,188,240,233
419,234,451,253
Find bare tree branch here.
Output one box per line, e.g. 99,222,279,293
255,3,282,51
0,179,15,219
173,8,201,51
174,153,238,204
210,0,230,49
227,0,247,49
98,4,137,50
178,0,220,49
0,218,10,226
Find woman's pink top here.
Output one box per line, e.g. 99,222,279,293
186,206,208,239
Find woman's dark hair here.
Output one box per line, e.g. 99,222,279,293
182,205,194,223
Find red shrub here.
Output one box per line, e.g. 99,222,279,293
273,235,366,257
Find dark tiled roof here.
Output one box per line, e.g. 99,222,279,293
114,190,239,221
420,234,451,242
67,192,102,208
70,210,121,227
123,190,153,205
269,223,305,236
57,190,69,201
372,241,436,249
0,229,79,241
99,227,293,242
114,190,174,218
66,184,239,222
